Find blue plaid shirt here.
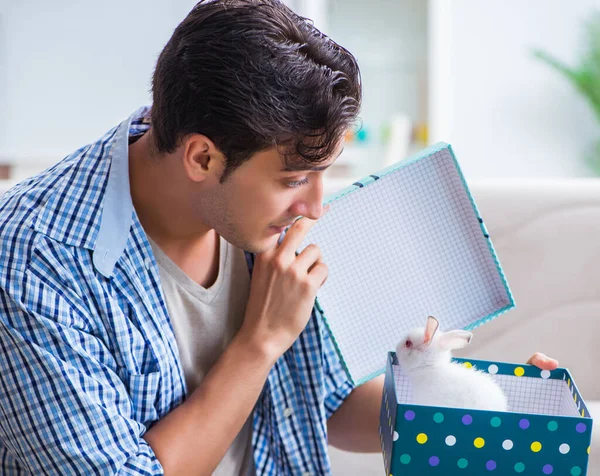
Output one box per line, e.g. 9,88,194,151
0,107,354,475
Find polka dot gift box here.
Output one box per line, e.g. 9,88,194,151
380,354,593,475
297,144,594,474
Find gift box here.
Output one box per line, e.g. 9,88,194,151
299,143,594,474
380,354,593,475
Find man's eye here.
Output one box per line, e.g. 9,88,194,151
287,178,309,188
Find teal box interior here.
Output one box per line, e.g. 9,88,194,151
380,352,593,475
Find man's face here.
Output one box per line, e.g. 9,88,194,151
197,144,342,254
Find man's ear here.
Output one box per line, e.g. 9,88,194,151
182,134,225,183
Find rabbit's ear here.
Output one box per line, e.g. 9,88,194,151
423,315,439,345
437,330,473,351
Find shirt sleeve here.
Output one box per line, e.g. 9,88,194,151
316,305,355,420
0,264,164,475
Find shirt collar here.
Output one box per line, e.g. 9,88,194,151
33,106,150,276
93,106,151,277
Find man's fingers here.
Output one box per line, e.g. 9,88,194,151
294,244,322,273
526,352,559,370
308,261,328,288
278,217,319,256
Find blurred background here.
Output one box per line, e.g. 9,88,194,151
0,0,599,193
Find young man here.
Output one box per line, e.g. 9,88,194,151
0,1,557,474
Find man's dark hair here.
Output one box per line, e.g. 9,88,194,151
150,0,361,180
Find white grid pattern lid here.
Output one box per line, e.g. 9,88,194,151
299,143,514,385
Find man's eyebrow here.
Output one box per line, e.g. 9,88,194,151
281,148,344,172
281,163,331,172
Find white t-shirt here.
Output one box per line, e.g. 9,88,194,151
149,235,255,476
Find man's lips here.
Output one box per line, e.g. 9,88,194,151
269,221,295,235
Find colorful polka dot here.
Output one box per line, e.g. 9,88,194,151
490,416,502,427
457,458,468,469
464,361,473,368
531,441,542,452
445,435,457,446
486,460,497,470
502,439,514,450
474,437,485,448
488,364,499,374
543,464,553,474
404,410,415,421
519,418,530,429
514,462,525,473
571,466,582,476
393,431,399,441
541,369,551,379
429,456,439,467
462,414,473,425
400,454,411,464
576,423,586,433
433,412,444,423
559,443,570,454
416,433,428,444
514,366,525,377
588,446,591,455
547,421,558,431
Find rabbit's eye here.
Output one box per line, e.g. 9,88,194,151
405,339,413,348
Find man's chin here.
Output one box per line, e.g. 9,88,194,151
234,234,280,255
253,235,281,254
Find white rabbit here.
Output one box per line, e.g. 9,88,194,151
395,315,508,411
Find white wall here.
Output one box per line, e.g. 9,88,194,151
327,0,428,138
0,0,197,163
428,0,599,178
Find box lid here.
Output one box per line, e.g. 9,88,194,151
299,143,514,385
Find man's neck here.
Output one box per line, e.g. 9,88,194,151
128,132,221,288
151,230,221,289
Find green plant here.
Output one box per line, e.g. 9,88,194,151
533,11,600,175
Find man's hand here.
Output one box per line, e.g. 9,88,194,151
526,352,559,370
239,216,328,361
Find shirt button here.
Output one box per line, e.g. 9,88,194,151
145,258,153,270
283,407,293,418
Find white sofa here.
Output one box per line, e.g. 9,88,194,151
329,178,600,475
